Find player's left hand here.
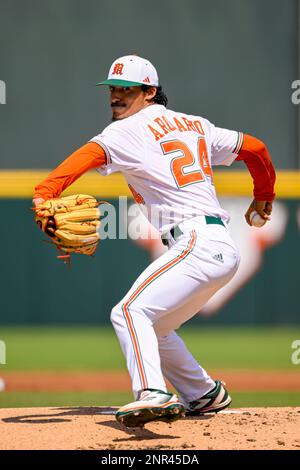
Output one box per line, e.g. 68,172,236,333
32,198,46,217
33,198,45,206
245,199,272,226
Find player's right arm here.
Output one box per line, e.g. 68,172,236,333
236,134,276,225
32,142,106,206
209,124,276,225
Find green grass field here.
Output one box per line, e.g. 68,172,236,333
1,392,300,409
0,326,299,408
1,326,299,371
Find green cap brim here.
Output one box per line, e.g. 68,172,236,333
96,79,144,87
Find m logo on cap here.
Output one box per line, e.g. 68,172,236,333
112,63,124,75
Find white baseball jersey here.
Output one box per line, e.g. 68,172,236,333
91,104,243,233
90,104,242,401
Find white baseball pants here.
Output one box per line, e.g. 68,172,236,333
111,218,240,402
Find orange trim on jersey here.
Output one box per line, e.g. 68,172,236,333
122,230,197,390
33,142,106,200
94,140,112,166
233,132,244,155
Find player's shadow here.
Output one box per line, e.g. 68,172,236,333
100,419,179,441
2,406,214,442
98,414,214,442
2,407,117,424
2,407,181,441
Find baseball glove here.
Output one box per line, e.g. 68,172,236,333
34,194,103,263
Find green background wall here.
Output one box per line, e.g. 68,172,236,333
0,0,298,169
0,199,299,325
0,1,299,325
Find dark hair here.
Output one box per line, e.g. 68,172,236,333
141,85,168,107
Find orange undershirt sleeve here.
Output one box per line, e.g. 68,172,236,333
236,134,276,201
33,142,106,200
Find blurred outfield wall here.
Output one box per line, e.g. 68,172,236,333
0,0,298,168
0,194,299,326
0,0,299,325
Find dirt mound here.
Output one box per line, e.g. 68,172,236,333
0,406,299,450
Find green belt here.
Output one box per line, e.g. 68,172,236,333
205,216,225,227
162,216,225,245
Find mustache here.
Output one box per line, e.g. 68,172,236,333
111,102,126,108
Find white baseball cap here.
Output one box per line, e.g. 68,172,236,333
97,55,159,87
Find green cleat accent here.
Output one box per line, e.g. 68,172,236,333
185,380,232,416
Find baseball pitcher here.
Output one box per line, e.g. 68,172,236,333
33,55,276,428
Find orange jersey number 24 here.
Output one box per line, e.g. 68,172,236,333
161,138,213,188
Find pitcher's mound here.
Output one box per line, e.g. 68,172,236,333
0,406,299,450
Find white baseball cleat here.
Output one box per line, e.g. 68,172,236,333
115,389,185,428
184,380,232,415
